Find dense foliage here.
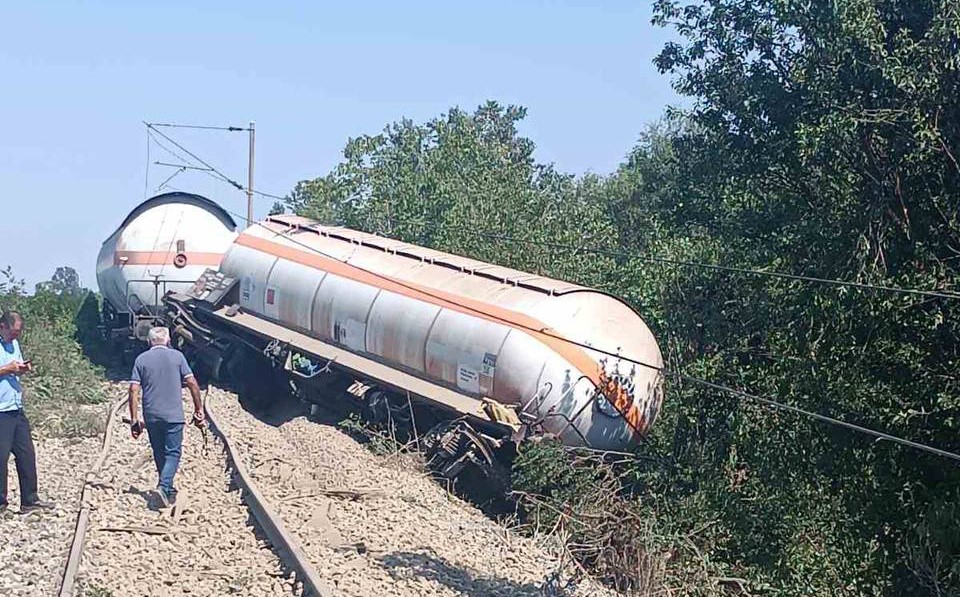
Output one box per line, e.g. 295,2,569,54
0,267,108,437
285,1,959,593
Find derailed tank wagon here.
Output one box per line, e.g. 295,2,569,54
159,213,665,478
95,192,238,353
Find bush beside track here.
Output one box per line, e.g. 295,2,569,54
0,267,108,438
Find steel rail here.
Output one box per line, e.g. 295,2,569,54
59,396,128,597
204,395,331,597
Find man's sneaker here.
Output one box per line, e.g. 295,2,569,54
156,489,177,507
20,500,55,514
156,489,170,508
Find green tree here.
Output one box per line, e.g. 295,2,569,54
0,266,25,296
287,102,622,284
0,267,106,436
35,266,82,296
631,0,960,593
283,5,960,587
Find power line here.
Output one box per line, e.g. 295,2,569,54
145,123,290,214
147,131,205,174
156,166,186,191
683,377,960,463
144,123,288,206
384,217,960,301
213,203,960,464
147,122,250,132
144,123,244,191
154,161,214,172
147,131,236,195
143,128,151,200
252,189,287,202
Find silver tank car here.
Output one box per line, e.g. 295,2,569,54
219,215,664,451
96,192,238,333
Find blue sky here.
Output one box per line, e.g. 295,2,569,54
1,1,679,289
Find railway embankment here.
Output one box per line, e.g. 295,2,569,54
206,385,610,597
2,381,612,597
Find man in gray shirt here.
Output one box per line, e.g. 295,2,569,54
128,326,204,506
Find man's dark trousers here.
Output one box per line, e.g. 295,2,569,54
0,409,39,507
145,421,184,496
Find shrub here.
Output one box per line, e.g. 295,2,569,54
1,268,108,437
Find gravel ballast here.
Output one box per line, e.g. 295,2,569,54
75,398,302,597
3,385,614,597
0,432,100,597
207,386,611,597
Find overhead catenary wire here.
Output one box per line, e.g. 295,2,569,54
154,161,214,172
148,133,237,193
143,129,151,200
144,123,245,191
683,378,960,463
211,203,960,464
156,167,186,192
146,122,250,132
147,131,214,179
145,128,287,238
149,130,960,463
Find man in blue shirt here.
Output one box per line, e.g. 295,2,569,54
128,326,205,507
0,311,55,514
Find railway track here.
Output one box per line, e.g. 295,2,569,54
61,389,315,597
19,383,608,597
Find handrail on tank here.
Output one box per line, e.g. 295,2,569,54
124,277,198,314
517,375,598,447
124,277,198,338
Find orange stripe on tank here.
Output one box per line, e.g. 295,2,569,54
115,251,225,266
235,233,649,436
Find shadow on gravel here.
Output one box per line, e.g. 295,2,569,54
124,486,165,511
377,551,575,597
232,384,310,428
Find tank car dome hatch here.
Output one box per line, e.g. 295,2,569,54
96,192,239,319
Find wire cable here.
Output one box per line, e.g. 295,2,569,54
213,204,960,463
144,123,244,190
154,161,214,172
147,122,250,132
683,377,960,462
143,129,151,200
147,131,207,175
156,167,186,192
146,125,289,207
252,189,287,202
